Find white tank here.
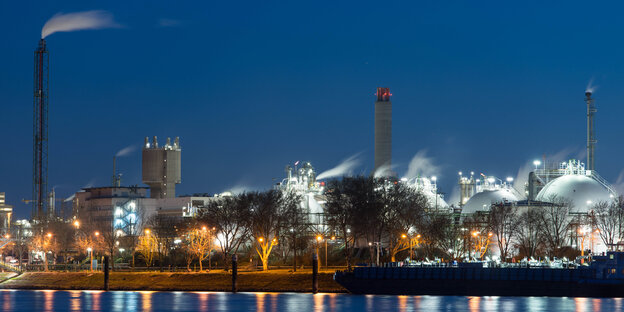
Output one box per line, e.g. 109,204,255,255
461,189,519,214
536,174,614,213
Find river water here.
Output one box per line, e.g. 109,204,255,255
0,290,621,311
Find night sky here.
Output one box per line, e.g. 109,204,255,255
2,1,624,219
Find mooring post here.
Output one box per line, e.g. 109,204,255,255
232,254,238,293
104,255,110,291
312,253,319,294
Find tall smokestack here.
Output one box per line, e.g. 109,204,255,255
586,91,596,171
33,39,49,220
374,87,392,174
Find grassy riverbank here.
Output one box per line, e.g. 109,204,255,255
0,269,346,293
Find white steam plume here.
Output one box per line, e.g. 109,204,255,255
613,170,624,196
115,145,136,157
512,147,579,195
402,150,440,179
316,154,361,180
42,10,121,39
586,77,598,94
373,163,396,178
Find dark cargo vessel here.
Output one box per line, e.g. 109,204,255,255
334,251,624,297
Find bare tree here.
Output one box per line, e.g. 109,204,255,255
248,190,295,271
137,230,157,267
146,215,180,271
383,183,428,261
592,200,623,251
514,209,543,259
536,197,572,257
199,195,251,270
324,176,372,270
488,203,519,260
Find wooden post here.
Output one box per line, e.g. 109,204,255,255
104,255,110,291
231,254,238,293
312,253,318,294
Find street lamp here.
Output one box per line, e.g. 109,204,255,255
73,220,80,228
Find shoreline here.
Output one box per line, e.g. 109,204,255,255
0,270,347,293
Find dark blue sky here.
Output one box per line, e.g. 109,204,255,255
2,1,624,218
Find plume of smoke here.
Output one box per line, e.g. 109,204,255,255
586,77,598,94
42,10,121,39
224,184,258,195
316,154,361,180
512,147,580,195
613,170,624,196
446,186,460,207
513,161,532,195
82,179,96,189
115,145,136,157
373,163,396,178
402,150,440,179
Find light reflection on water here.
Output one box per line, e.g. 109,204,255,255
0,290,621,311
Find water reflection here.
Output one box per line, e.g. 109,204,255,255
42,289,54,311
69,290,81,311
257,292,266,312
140,291,154,311
2,290,12,311
468,296,481,312
0,290,620,312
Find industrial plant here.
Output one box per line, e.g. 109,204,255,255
0,13,621,272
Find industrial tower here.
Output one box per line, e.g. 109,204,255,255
33,39,49,219
586,91,596,171
374,87,392,174
142,136,181,198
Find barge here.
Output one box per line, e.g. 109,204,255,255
334,251,624,297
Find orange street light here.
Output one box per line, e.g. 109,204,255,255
47,232,52,238
488,232,493,237
331,236,336,240
258,237,264,243
4,234,9,239
316,235,323,241
145,229,151,235
416,234,421,239
202,226,207,231
472,231,479,237
73,220,80,228
401,234,407,239
94,231,100,237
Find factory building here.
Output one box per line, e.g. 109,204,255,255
0,193,13,235
72,136,218,238
374,87,392,175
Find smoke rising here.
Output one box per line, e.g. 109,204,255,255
115,145,136,157
316,154,361,180
373,163,396,178
586,77,598,94
613,170,624,196
402,150,440,179
42,10,120,39
512,147,579,195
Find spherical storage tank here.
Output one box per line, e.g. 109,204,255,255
535,174,614,213
461,189,519,214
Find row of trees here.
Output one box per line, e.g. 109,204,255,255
11,176,623,271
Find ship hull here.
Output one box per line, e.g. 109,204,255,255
334,268,624,297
